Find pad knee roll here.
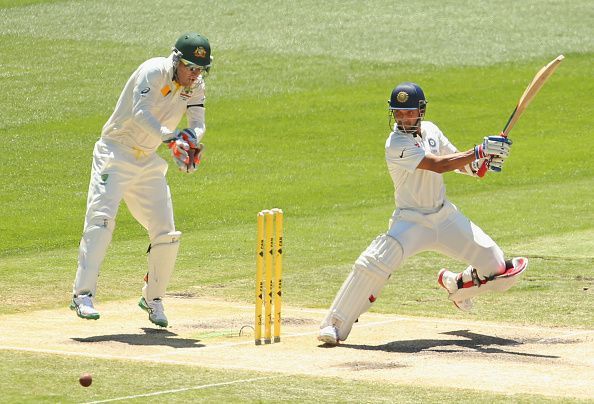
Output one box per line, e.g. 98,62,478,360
321,234,404,341
142,231,182,301
355,233,404,276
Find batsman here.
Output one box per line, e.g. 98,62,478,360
70,33,212,327
319,82,528,345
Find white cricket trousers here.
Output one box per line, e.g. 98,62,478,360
388,200,505,278
73,139,176,297
320,200,505,341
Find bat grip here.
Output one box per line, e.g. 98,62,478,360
476,160,489,177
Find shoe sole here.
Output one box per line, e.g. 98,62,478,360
317,334,339,345
138,298,168,328
69,303,100,320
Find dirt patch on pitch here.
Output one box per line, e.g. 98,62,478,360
335,361,408,371
0,297,592,399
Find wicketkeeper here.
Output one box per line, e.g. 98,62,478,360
71,33,212,327
319,82,528,345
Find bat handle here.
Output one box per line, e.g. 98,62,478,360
476,160,489,177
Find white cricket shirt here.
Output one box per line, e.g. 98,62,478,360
385,121,458,213
101,55,206,154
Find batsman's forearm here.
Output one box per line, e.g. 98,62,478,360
455,159,483,177
439,150,477,172
421,150,476,173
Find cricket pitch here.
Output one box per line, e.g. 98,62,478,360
0,296,592,399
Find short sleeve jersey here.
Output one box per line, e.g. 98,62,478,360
385,121,458,212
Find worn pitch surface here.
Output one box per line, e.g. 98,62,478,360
1,297,592,399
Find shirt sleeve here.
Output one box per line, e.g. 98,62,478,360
385,134,425,173
186,79,206,142
438,128,459,155
131,64,174,141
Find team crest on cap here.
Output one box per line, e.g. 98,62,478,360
397,91,409,103
194,46,207,58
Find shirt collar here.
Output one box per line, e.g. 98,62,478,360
394,125,422,138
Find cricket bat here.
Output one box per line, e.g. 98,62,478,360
477,54,565,177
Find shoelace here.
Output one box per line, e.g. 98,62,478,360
78,295,94,308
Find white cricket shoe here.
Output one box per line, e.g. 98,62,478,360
138,297,168,327
318,325,339,345
438,269,474,312
70,294,100,320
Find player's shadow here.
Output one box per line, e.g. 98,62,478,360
339,329,558,359
72,327,205,348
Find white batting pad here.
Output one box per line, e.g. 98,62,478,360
320,234,404,341
142,231,182,300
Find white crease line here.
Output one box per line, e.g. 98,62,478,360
2,315,590,362
537,330,594,343
163,304,594,336
142,318,405,359
287,318,404,338
82,375,281,404
375,315,594,334
229,301,593,336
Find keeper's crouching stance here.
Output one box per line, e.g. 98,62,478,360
319,82,528,345
70,33,213,327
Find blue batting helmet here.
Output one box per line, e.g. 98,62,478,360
388,82,427,113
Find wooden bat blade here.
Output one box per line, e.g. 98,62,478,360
502,54,564,136
476,55,564,178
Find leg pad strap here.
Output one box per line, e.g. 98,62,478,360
142,231,182,301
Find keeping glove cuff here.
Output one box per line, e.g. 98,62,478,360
161,128,180,143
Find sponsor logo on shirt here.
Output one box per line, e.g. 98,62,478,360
180,87,193,100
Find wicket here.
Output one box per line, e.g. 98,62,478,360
255,208,283,345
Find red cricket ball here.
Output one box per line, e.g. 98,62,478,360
79,373,92,387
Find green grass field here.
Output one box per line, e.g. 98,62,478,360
2,350,570,403
1,0,593,402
